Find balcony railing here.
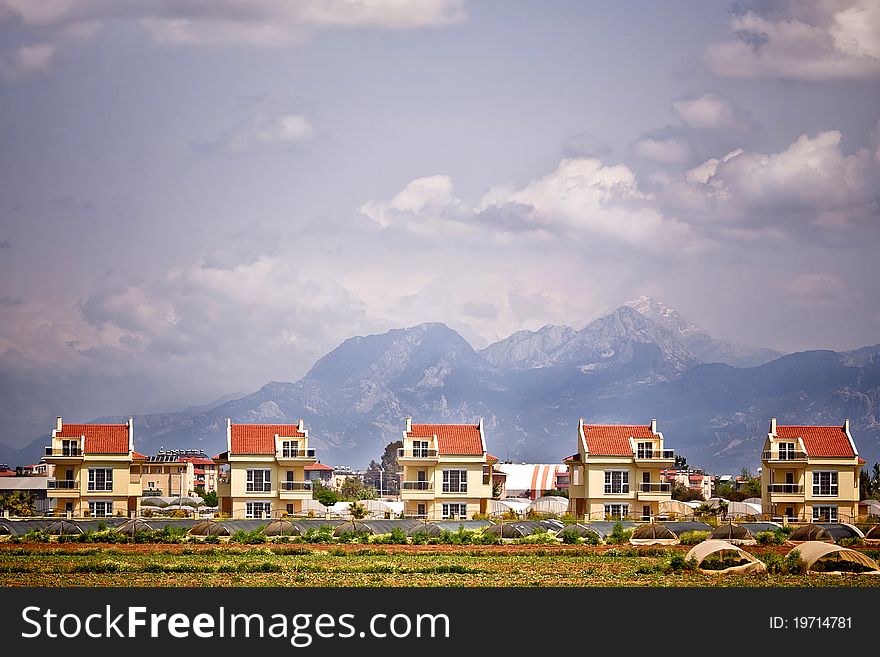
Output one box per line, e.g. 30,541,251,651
280,481,313,491
762,450,807,461
142,489,164,497
398,449,439,459
401,481,433,491
638,482,671,493
767,483,804,494
634,449,675,459
44,447,82,457
277,449,316,459
47,479,77,489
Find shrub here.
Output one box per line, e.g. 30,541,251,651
783,549,806,575
755,529,787,546
838,537,864,548
560,513,577,526
669,554,698,572
471,513,491,521
337,530,370,544
606,522,633,545
636,562,670,575
302,527,335,544
410,531,429,545
371,527,408,545
202,534,221,544
677,531,709,546
473,531,502,545
560,529,581,545
230,529,268,545
763,553,784,574
514,530,559,545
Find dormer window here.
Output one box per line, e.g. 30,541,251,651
779,442,796,460
413,440,429,458
636,442,653,459
282,440,299,458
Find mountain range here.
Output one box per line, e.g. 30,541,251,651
2,298,878,473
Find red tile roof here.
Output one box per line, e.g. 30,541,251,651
179,457,214,465
581,424,653,456
229,423,305,455
305,463,334,471
775,425,855,458
132,452,147,460
408,423,483,455
57,423,130,454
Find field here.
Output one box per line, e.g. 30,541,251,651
2,543,879,587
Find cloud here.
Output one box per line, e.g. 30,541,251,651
0,42,55,80
633,135,691,163
0,0,469,69
0,239,10,249
563,131,612,158
704,0,880,80
685,129,880,229
672,93,754,132
782,273,859,307
198,113,315,153
361,157,706,252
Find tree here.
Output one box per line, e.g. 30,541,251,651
542,488,568,498
339,476,377,502
194,486,217,507
348,501,367,520
363,441,402,496
312,481,338,506
860,463,880,500
0,490,35,516
674,454,688,469
672,482,703,502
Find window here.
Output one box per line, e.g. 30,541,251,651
442,503,467,520
812,471,838,496
246,502,272,519
87,468,113,492
812,506,838,522
604,504,629,520
286,504,294,515
779,442,796,460
417,503,426,518
604,470,629,494
89,501,112,517
642,505,651,520
413,440,429,458
282,441,299,458
62,440,80,457
246,469,272,492
636,442,653,459
148,481,155,490
442,469,467,493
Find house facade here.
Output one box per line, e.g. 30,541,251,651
397,418,496,520
139,453,196,498
44,417,144,517
179,455,219,493
760,418,862,522
214,419,318,518
565,419,674,521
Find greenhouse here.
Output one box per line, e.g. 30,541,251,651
45,520,84,535
482,520,562,538
657,500,695,519
685,540,767,574
188,520,233,536
790,541,880,574
487,498,532,517
263,519,299,536
864,525,880,541
529,496,569,516
630,521,712,545
114,518,155,535
555,524,603,542
787,523,864,543
574,521,637,539
405,521,492,537
709,522,782,545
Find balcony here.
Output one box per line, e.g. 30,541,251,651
634,449,675,462
47,480,80,496
276,448,316,462
401,481,433,491
280,481,313,491
767,483,804,496
397,449,439,464
762,450,807,462
279,481,312,498
44,447,83,460
637,482,671,500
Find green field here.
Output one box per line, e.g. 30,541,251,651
2,544,879,587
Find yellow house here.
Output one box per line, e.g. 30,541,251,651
214,419,317,518
44,416,144,517
565,419,674,521
760,418,863,522
398,418,497,520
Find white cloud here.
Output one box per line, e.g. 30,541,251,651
633,136,691,163
359,174,468,233
200,113,314,153
0,42,54,80
681,129,880,231
782,273,858,308
0,1,468,49
673,93,753,132
704,0,880,80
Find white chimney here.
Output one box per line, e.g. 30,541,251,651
405,417,412,433
843,418,850,433
650,418,657,434
298,418,305,433
770,417,777,434
56,416,63,432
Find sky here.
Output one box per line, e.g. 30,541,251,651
0,0,879,414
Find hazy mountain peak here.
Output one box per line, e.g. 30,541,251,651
624,296,703,337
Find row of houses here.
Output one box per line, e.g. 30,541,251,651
34,415,866,522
